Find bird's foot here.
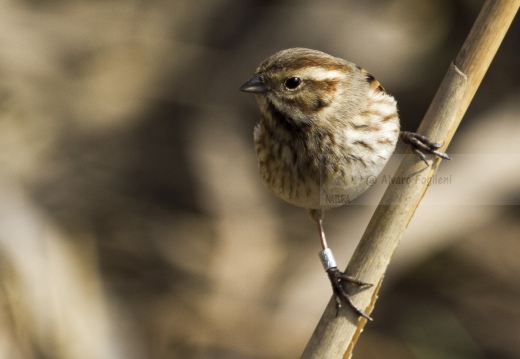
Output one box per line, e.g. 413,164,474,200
399,131,451,165
326,267,373,321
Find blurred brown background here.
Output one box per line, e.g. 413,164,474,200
0,1,519,358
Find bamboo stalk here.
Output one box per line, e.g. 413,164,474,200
301,1,520,358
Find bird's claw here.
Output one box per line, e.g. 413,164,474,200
400,131,451,165
326,267,373,321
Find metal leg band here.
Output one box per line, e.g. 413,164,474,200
319,248,337,271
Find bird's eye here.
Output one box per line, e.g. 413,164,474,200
284,77,302,90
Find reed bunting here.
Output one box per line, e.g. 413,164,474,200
240,48,450,320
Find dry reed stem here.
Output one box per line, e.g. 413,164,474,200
301,1,520,358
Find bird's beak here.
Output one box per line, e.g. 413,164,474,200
239,75,267,93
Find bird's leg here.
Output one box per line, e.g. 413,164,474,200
399,131,451,165
308,209,373,321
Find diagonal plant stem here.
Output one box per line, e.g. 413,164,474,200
301,1,520,358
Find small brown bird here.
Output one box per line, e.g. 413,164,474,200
240,48,449,320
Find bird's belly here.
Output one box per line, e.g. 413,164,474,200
257,146,391,210
254,112,399,210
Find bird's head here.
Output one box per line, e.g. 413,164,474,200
240,48,368,124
